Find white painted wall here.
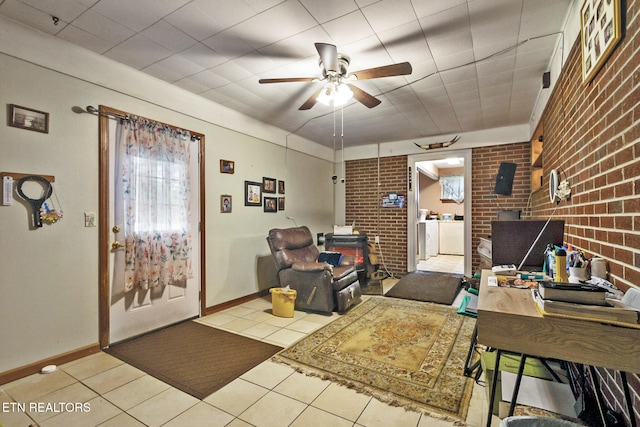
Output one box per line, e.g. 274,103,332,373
0,18,333,373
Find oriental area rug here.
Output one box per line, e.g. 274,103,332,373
272,297,476,423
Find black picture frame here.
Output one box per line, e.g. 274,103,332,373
278,180,285,194
263,177,276,193
264,197,277,212
278,197,285,211
244,181,262,206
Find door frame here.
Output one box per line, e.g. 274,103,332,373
98,105,206,349
407,149,472,276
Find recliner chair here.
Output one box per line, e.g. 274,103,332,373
267,226,361,314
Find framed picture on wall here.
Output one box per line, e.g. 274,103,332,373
220,195,232,213
580,0,622,84
264,197,277,212
278,180,285,194
263,177,276,193
244,181,262,206
278,197,285,210
220,159,234,174
8,104,49,133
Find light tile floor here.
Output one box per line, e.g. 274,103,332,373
418,255,465,275
1,286,502,427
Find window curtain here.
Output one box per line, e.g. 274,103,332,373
439,174,464,203
116,117,193,292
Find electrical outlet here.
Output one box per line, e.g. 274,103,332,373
374,236,380,244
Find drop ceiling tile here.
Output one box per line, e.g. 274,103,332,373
154,53,205,78
57,24,114,54
189,69,231,88
300,0,359,23
181,43,228,69
19,0,89,21
173,76,211,94
412,0,467,19
104,34,172,70
143,62,186,82
211,61,254,83
361,0,417,34
321,10,374,47
70,8,135,44
191,0,255,28
91,0,188,32
0,0,64,35
142,20,198,52
164,3,223,41
232,1,318,49
432,49,475,72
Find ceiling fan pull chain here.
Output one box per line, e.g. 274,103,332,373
341,106,345,183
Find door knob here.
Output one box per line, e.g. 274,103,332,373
111,241,124,250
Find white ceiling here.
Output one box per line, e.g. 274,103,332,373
0,0,573,148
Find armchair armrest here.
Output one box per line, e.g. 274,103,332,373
292,261,332,272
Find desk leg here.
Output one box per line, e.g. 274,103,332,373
486,349,502,427
464,324,481,377
508,354,527,417
588,365,608,427
621,372,637,427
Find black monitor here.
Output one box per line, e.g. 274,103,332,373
491,220,565,271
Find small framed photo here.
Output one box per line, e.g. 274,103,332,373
244,181,262,206
264,197,277,212
263,177,276,193
278,197,285,211
278,180,285,194
220,159,234,174
220,195,232,213
9,104,49,133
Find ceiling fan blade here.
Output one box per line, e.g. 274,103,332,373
349,62,412,80
299,87,324,110
259,77,316,84
348,84,381,108
315,42,338,74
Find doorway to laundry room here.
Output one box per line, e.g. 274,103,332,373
408,150,471,277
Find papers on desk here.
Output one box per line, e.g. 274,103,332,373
532,288,640,328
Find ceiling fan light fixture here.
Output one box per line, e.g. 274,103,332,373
317,82,353,107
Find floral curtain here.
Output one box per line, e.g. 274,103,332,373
116,117,193,292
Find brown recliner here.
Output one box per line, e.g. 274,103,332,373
267,226,361,314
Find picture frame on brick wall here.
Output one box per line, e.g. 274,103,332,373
580,0,622,84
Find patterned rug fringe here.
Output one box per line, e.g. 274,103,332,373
271,355,470,426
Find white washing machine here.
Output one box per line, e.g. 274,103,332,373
424,220,439,257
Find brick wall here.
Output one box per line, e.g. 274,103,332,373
345,156,408,276
529,1,640,424
471,142,532,274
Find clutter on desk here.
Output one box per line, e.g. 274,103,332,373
531,288,640,327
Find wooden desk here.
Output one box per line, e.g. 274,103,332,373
477,270,640,373
476,270,640,426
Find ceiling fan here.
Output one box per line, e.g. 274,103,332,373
259,43,412,110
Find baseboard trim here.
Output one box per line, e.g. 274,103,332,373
203,290,269,316
0,343,101,385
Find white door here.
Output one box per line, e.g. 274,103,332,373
108,119,200,344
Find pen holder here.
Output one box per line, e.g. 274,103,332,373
568,266,588,283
